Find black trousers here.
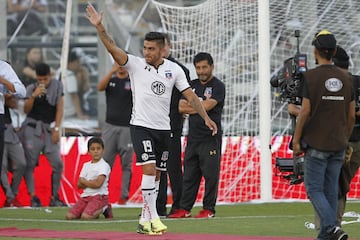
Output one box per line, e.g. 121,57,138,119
156,129,183,215
180,138,221,213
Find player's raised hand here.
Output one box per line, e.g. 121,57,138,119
86,2,103,27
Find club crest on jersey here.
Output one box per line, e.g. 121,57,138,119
151,81,166,95
161,151,169,161
165,71,173,80
125,81,131,90
204,87,213,98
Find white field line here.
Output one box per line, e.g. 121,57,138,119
0,214,313,224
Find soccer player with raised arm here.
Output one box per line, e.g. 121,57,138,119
86,3,217,235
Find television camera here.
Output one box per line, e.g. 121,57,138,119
270,30,307,105
271,30,307,185
275,154,304,185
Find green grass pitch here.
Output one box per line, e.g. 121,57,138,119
0,202,359,239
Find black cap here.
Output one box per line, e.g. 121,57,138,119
312,30,337,49
333,46,349,69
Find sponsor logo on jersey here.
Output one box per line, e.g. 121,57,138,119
325,78,343,92
144,66,151,72
141,153,149,161
204,87,213,98
151,81,166,95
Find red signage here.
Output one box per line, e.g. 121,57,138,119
1,136,359,207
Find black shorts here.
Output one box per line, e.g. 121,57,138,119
130,125,170,171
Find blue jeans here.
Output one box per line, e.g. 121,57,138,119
304,148,345,240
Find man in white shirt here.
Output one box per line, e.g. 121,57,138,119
86,3,217,235
0,60,26,183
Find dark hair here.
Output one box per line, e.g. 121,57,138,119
316,48,336,61
35,63,51,76
87,137,104,151
68,51,79,63
193,52,214,66
163,33,171,45
333,46,349,69
25,47,43,63
144,32,165,47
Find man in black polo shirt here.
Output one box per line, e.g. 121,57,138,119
168,52,225,219
292,31,354,240
97,62,133,205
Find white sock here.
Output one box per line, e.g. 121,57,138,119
102,205,108,213
155,180,160,198
139,174,159,223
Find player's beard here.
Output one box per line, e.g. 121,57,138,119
199,74,212,83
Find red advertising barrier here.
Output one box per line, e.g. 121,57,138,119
1,136,359,207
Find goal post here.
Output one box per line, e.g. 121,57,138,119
149,0,360,204
152,0,271,203
258,0,272,202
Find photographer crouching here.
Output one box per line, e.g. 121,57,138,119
292,30,354,240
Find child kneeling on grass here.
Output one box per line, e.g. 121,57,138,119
66,137,113,220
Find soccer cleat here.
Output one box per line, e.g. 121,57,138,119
137,221,162,235
31,196,43,207
329,227,348,240
50,197,67,207
151,217,167,233
167,209,191,218
103,204,113,219
194,209,215,218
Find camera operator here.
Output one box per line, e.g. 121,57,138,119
311,46,360,235
292,30,354,240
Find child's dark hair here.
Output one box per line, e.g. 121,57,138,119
87,137,104,150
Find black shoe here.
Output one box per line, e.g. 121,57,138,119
158,211,167,218
329,227,348,240
31,196,42,207
50,197,67,207
103,204,113,219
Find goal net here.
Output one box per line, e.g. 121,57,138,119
148,0,360,203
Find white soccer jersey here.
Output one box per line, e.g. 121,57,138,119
125,55,190,130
